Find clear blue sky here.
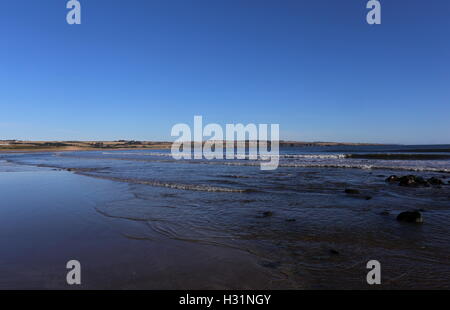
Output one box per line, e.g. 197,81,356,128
1,0,449,144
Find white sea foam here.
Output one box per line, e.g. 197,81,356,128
79,174,248,192
102,151,348,160
59,152,450,174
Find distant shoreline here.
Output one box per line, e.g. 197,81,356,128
0,141,171,153
0,140,388,153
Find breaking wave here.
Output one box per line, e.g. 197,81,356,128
347,153,450,160
77,173,251,193
215,161,450,173
102,151,348,159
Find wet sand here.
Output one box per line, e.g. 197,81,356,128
0,166,285,289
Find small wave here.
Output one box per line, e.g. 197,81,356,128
78,173,249,193
103,151,348,160
7,151,450,174
207,160,450,173
102,152,171,157
347,154,450,160
274,154,348,159
283,164,450,173
217,174,250,179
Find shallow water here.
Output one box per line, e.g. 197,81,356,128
1,145,450,289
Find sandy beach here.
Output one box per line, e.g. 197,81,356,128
0,163,286,289
1,145,450,289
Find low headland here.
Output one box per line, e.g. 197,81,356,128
0,140,384,152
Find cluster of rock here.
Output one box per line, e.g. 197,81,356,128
386,175,445,187
260,175,446,229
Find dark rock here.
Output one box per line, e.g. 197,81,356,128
344,189,372,200
379,211,390,216
386,175,399,183
448,181,450,185
285,218,296,222
344,189,360,195
329,249,340,255
398,175,417,186
398,175,430,187
385,174,446,187
428,177,444,185
396,211,423,223
415,176,429,186
261,261,281,269
262,211,273,218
